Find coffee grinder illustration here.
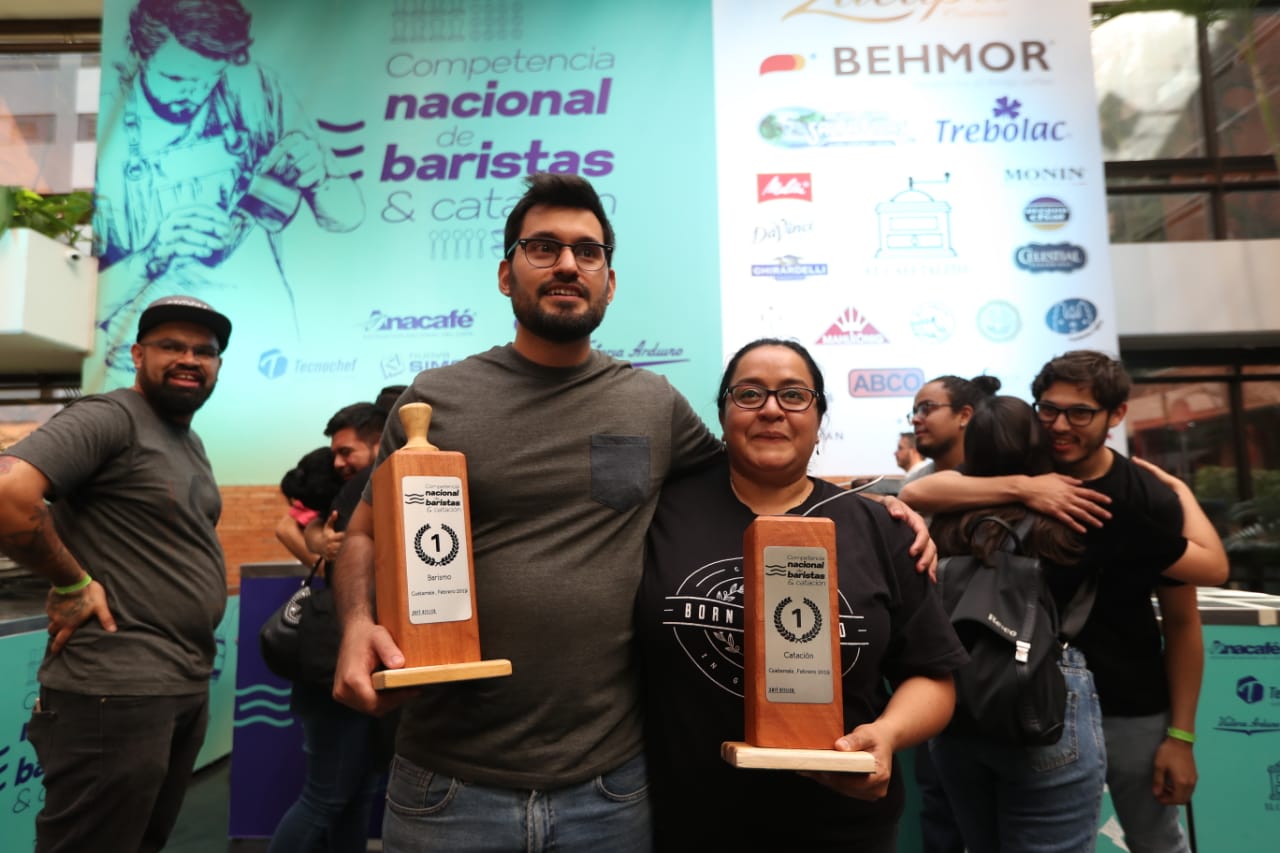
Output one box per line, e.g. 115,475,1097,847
875,173,955,259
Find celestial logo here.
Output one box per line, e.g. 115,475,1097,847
1044,298,1101,338
848,368,924,398
977,300,1021,343
1024,196,1070,230
751,255,829,281
760,53,806,75
937,96,1068,144
910,303,955,342
258,348,289,379
815,307,888,345
1014,242,1087,273
1239,675,1266,704
757,173,812,203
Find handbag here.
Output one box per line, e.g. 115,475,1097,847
258,559,342,686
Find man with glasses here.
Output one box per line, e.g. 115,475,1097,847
901,349,1228,853
0,295,231,853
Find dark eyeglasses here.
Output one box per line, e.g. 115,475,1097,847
906,400,957,424
724,384,819,412
506,237,613,271
140,339,221,363
1034,401,1106,427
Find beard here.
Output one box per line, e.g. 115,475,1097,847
916,433,954,461
140,74,204,124
508,271,609,343
139,370,215,418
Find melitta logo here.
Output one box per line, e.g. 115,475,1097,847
1045,298,1100,338
365,308,476,334
938,96,1067,144
816,307,888,345
848,368,924,398
1024,196,1070,230
788,0,1015,25
758,173,812,203
1015,242,1087,273
760,54,806,75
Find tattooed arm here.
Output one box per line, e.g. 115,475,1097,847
0,456,116,651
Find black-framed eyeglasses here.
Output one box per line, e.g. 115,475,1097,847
140,339,221,363
1033,401,1106,427
505,237,613,271
724,383,819,412
906,400,956,423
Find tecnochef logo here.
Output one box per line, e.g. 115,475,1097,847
758,173,813,202
1014,242,1087,273
816,307,888,345
760,53,807,75
848,368,924,398
1024,196,1070,230
938,96,1067,144
1045,298,1100,338
258,348,356,379
751,255,829,281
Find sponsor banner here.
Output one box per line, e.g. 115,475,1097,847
714,0,1119,476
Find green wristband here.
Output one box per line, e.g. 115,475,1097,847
53,573,92,595
1166,726,1196,744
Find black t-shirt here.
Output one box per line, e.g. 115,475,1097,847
1074,452,1188,716
637,461,967,851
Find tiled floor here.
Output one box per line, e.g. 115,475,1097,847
168,759,269,853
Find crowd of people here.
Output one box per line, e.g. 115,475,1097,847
0,168,1228,853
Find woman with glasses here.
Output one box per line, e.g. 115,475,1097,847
636,338,967,852
906,373,1003,480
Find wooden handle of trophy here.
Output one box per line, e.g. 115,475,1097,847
399,402,437,450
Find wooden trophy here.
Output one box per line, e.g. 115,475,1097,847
370,402,511,689
721,516,874,772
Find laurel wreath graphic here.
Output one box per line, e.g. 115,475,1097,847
773,596,823,643
413,523,459,566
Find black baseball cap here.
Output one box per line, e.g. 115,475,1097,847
137,295,232,353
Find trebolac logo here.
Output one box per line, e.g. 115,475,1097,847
1015,242,1087,273
938,96,1067,144
848,368,924,397
758,173,812,203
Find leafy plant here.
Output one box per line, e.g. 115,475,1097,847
1,186,94,249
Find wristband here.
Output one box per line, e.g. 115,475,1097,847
1166,726,1196,744
53,573,92,595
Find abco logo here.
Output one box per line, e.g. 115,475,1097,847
758,173,813,203
258,349,288,379
848,368,924,398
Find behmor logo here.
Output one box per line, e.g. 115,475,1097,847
758,173,813,203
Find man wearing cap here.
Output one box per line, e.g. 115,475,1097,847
0,295,231,853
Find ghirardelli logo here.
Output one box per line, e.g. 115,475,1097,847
1014,242,1087,273
785,0,1010,24
758,173,813,202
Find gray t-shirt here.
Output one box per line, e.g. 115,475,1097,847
7,388,226,695
368,345,722,788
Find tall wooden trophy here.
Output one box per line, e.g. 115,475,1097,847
370,402,511,689
721,516,874,772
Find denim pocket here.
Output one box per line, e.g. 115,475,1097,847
1028,688,1080,773
595,753,649,803
590,435,651,512
384,755,460,816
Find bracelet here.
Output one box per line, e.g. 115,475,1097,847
1166,726,1196,744
53,573,92,595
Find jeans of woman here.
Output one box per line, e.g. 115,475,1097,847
929,646,1107,853
268,686,380,853
381,751,652,853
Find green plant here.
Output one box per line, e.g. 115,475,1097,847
1,186,94,249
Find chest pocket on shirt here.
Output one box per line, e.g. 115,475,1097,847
591,435,651,512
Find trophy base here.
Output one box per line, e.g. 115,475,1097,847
721,741,875,773
373,659,513,690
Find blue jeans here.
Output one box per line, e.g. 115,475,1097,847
268,687,381,853
381,751,652,852
930,647,1107,853
1102,713,1190,853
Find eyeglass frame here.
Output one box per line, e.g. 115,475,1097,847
505,237,614,271
906,400,958,424
723,383,820,413
1033,401,1107,427
138,338,222,363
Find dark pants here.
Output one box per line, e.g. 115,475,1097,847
28,686,209,853
916,741,966,853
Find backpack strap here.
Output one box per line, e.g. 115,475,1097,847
1059,571,1098,641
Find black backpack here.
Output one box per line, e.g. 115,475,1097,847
936,515,1094,747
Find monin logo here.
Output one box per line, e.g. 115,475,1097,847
758,173,813,202
938,96,1067,144
365,309,475,334
1014,242,1086,273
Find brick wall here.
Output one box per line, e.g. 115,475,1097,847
217,485,299,590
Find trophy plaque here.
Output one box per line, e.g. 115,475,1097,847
370,402,511,689
722,515,873,772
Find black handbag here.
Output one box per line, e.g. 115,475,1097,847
258,559,342,686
